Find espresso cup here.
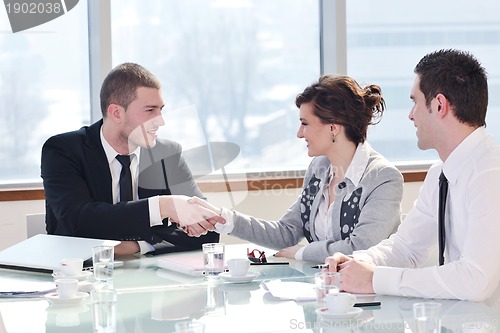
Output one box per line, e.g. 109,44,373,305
227,258,250,277
60,258,84,277
56,278,79,299
324,292,356,314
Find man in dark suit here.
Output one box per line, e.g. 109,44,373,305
41,63,222,255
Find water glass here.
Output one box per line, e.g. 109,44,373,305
91,289,117,333
202,243,225,277
315,271,340,302
92,246,114,282
413,302,442,333
205,284,225,316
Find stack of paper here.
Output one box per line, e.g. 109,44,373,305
262,280,316,301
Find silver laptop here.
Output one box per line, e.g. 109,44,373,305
0,234,120,273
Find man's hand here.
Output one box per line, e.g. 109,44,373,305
325,252,375,294
183,219,219,237
274,244,304,259
114,241,140,256
159,195,225,228
180,197,225,237
327,255,375,294
188,196,222,215
326,253,353,272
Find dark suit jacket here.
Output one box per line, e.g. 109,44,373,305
41,120,219,254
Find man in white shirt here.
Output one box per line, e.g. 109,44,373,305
326,49,500,301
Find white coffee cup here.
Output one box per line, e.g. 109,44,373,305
56,278,79,299
60,258,84,277
227,258,250,277
325,292,356,314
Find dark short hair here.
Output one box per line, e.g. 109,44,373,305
414,49,488,127
100,63,161,117
295,74,385,144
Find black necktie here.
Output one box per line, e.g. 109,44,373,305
438,171,448,266
116,154,133,202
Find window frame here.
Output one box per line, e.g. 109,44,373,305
0,0,435,194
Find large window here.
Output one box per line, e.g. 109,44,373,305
110,0,319,174
2,0,500,186
346,0,500,163
0,2,89,184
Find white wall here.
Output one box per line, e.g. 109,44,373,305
0,200,45,250
0,182,422,250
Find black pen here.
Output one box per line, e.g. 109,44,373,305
250,262,289,265
311,264,329,269
354,301,381,307
0,290,49,295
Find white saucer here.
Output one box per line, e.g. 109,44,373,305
45,292,89,305
219,271,260,283
315,307,363,320
52,271,93,281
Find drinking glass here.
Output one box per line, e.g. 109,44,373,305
91,289,117,333
92,246,114,282
202,243,225,278
413,302,442,333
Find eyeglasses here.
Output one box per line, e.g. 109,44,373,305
247,248,267,263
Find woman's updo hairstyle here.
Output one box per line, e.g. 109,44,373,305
295,74,385,144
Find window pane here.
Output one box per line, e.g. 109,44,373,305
111,0,319,173
0,3,90,185
347,0,500,163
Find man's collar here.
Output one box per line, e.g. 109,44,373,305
100,126,141,163
442,127,486,185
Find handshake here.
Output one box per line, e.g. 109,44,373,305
159,195,225,237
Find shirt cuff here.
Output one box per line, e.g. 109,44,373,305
137,241,155,255
148,196,165,227
294,246,306,260
372,266,404,296
216,207,235,234
352,251,375,264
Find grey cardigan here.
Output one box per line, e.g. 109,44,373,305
228,147,403,263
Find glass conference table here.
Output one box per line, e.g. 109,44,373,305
0,243,499,333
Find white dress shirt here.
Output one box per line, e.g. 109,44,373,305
314,142,370,240
314,166,335,241
100,129,162,254
353,127,500,301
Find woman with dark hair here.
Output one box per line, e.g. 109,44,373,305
191,74,403,263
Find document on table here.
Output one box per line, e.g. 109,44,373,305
262,280,316,301
262,280,380,303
